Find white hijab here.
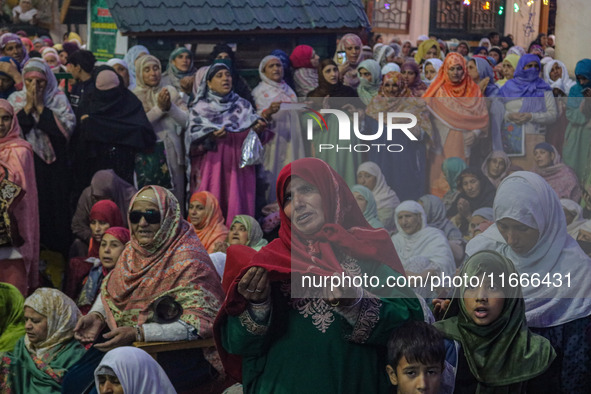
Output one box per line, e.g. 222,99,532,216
467,171,591,328
94,347,176,394
561,199,590,239
357,161,400,211
543,59,576,95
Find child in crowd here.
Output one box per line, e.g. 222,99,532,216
386,320,446,394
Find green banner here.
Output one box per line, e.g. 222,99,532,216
88,0,119,61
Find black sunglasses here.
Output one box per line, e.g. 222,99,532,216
129,210,161,224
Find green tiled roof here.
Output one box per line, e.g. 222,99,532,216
104,0,370,34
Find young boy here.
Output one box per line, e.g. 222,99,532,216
386,321,446,394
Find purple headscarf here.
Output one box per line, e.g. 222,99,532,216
0,33,29,68
499,54,551,113
400,61,427,97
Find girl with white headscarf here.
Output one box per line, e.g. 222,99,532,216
94,347,176,394
357,161,400,230
391,200,455,298
252,55,304,203
466,171,591,392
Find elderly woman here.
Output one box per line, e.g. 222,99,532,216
0,282,25,352
94,347,175,394
122,45,149,90
333,33,367,88
8,58,75,259
289,44,319,97
560,199,590,239
423,53,489,197
187,190,229,254
543,59,576,97
214,214,269,255
74,186,225,390
391,201,455,298
531,142,581,202
0,288,85,393
356,161,400,231
0,99,38,296
252,55,305,203
189,63,269,226
161,47,197,94
1,33,28,72
499,54,557,169
133,55,188,208
465,172,591,392
495,54,520,87
215,158,423,393
480,150,511,188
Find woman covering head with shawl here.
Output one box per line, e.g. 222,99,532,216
289,44,319,97
351,184,383,228
414,39,441,65
252,55,305,202
228,215,268,251
356,58,381,105
400,60,427,97
209,43,255,106
422,58,443,87
373,44,395,68
87,200,124,257
215,158,422,388
0,283,25,352
531,142,581,202
187,191,229,253
0,98,38,296
465,172,591,392
418,194,462,240
161,47,196,92
270,49,294,90
391,200,455,297
470,57,499,97
481,150,511,188
560,199,589,239
0,288,85,393
357,161,401,230
434,251,555,392
381,62,401,75
0,57,20,99
122,45,149,90
507,46,526,57
94,347,176,394
333,33,367,88
0,33,29,68
543,59,576,96
447,167,496,220
496,53,520,87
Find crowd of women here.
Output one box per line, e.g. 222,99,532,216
0,27,590,393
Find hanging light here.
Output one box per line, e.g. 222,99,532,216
483,1,491,10
498,5,504,15
514,2,520,12
384,3,391,10
463,0,471,6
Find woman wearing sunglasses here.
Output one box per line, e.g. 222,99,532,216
71,185,225,391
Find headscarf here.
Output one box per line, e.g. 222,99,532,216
470,172,591,327
0,57,19,99
88,169,137,226
356,59,381,105
290,45,318,97
472,57,499,97
8,58,75,164
374,44,394,67
357,161,400,212
478,38,492,49
531,142,581,202
400,61,427,97
442,157,468,193
306,59,358,98
252,55,297,111
381,62,401,75
496,54,520,87
0,282,25,352
499,54,551,112
187,191,229,253
414,39,441,64
94,347,176,394
434,251,556,389
543,60,576,95
133,54,166,112
188,63,262,141
421,58,443,86
567,59,591,109
472,207,494,222
289,45,314,68
423,53,489,131
351,184,383,228
122,45,149,90
0,33,29,68
392,201,456,278
103,226,131,245
230,215,268,251
66,32,83,47
41,47,60,69
333,33,367,88
507,46,526,57
418,194,462,240
87,200,124,257
481,150,511,188
102,186,225,372
24,288,81,359
162,47,196,91
448,167,497,217
560,199,589,239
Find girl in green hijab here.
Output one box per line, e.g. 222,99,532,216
0,283,25,353
227,215,268,251
434,251,556,393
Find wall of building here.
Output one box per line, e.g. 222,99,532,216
503,0,542,49
555,0,591,76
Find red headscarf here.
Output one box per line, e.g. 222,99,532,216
103,226,130,245
422,53,489,130
215,158,406,380
187,191,229,253
289,45,314,69
88,200,124,257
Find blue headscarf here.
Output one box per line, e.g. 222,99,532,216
0,56,20,99
499,54,551,112
473,57,499,97
123,45,149,90
567,58,591,109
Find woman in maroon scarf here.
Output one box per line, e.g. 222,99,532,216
215,158,422,393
